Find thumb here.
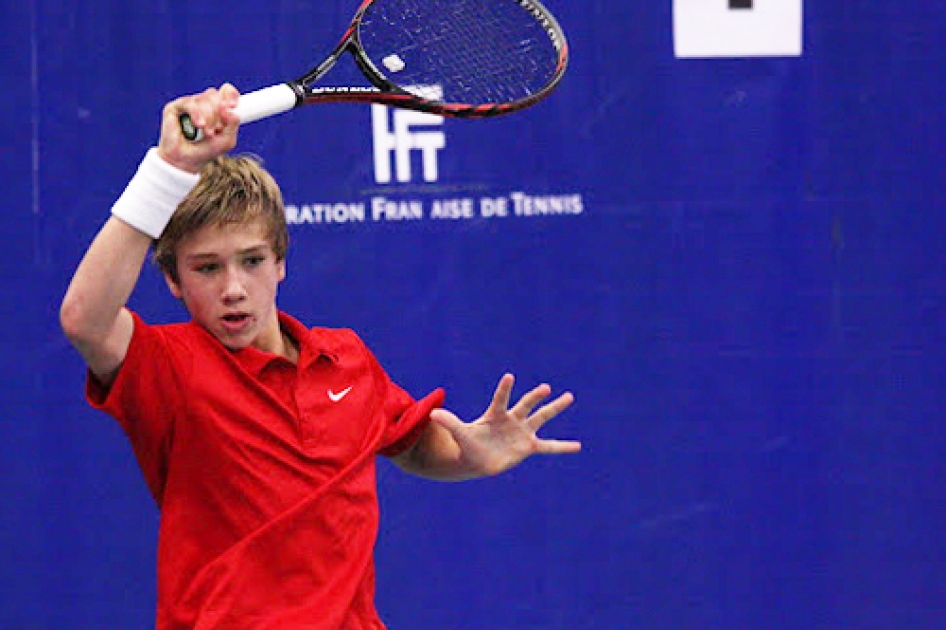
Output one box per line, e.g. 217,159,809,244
430,408,465,434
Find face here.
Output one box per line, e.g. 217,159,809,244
165,220,286,353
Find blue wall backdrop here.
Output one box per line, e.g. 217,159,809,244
3,0,946,628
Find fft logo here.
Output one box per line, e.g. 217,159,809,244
673,0,803,58
371,85,446,184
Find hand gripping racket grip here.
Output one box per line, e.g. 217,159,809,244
179,84,302,142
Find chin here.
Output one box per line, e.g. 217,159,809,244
210,328,254,351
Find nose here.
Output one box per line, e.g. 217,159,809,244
221,266,248,304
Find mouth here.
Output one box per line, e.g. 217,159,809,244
219,312,253,334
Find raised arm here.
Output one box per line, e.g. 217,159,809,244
59,85,241,385
393,373,581,481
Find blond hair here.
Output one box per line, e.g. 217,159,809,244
154,154,288,282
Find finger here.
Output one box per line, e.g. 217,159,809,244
510,382,553,418
164,96,195,132
220,82,240,103
186,87,237,136
188,88,218,130
430,408,463,431
486,373,515,414
219,83,242,125
528,391,575,432
206,89,230,138
534,438,582,455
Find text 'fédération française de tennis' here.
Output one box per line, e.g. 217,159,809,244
285,192,584,225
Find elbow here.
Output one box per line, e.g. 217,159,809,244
59,291,99,347
59,291,127,382
59,293,85,344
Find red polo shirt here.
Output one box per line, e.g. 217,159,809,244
87,310,444,630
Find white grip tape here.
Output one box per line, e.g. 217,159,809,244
234,84,299,125
111,148,200,239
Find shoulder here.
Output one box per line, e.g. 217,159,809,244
309,326,372,360
278,311,373,360
128,311,216,360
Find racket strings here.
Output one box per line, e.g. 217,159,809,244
359,0,561,105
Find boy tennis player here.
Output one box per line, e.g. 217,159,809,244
60,84,580,629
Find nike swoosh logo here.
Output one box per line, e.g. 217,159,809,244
327,386,353,403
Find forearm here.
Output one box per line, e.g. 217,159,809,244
394,421,485,482
60,148,199,376
60,217,151,344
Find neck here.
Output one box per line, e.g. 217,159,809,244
280,329,299,364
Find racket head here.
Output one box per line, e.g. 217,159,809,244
296,0,569,118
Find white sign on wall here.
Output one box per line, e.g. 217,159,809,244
371,85,446,184
673,0,803,58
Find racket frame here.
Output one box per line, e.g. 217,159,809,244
181,0,568,139
293,0,569,118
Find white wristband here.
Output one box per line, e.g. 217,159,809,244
111,148,201,239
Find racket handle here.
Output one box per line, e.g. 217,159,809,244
235,84,300,125
180,83,301,142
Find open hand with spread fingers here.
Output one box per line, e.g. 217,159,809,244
429,373,581,478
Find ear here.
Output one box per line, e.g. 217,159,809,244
164,271,184,299
277,258,287,282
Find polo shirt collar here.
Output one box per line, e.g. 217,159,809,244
214,311,338,376
277,310,339,367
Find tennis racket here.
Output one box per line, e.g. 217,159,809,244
180,0,569,140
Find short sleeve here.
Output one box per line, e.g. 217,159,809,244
333,328,446,458
378,387,446,457
86,311,188,504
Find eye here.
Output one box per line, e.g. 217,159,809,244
244,255,266,268
195,263,220,274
